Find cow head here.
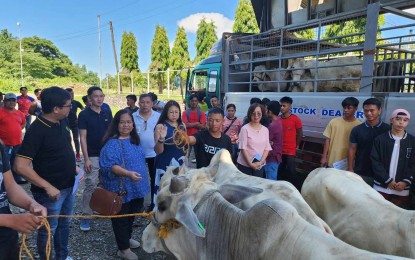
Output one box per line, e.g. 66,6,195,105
142,171,263,255
287,58,306,83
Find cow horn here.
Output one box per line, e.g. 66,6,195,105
169,176,189,194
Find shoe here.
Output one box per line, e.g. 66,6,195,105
76,153,81,162
80,219,91,231
191,159,197,163
129,239,140,249
117,249,138,260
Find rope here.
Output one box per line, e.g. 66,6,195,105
163,125,189,155
18,211,175,260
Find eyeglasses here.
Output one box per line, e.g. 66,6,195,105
251,112,262,117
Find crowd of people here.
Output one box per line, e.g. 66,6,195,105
0,86,414,259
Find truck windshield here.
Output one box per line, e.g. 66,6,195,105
190,70,208,92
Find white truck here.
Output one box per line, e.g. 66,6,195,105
185,0,415,173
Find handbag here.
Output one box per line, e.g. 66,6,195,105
89,140,127,215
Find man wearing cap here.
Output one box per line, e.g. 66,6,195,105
0,93,27,184
16,87,35,131
371,108,415,209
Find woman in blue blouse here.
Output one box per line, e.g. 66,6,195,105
99,109,150,260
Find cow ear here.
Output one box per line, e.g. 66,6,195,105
219,184,263,204
175,201,206,238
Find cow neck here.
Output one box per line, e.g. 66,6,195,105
193,189,219,213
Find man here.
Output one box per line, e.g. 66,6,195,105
265,101,283,180
17,86,35,131
65,88,84,162
205,95,224,117
321,97,361,168
0,141,46,260
188,108,232,169
348,98,390,186
149,92,165,113
0,93,26,184
28,88,42,116
371,109,415,209
278,96,303,190
78,86,112,231
132,93,160,211
15,86,76,260
182,94,207,163
125,94,139,113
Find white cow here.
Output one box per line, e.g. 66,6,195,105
302,168,415,258
159,149,332,233
287,56,362,92
252,65,289,91
143,172,411,260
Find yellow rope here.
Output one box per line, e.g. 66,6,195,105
18,211,181,260
172,127,190,155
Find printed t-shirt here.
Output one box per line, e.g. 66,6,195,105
193,130,232,168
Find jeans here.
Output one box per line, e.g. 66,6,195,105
264,162,279,181
111,198,144,250
231,143,239,163
4,145,24,183
70,126,80,154
33,187,75,260
82,157,100,214
25,114,32,132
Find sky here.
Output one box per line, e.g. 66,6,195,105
2,0,239,78
2,1,414,80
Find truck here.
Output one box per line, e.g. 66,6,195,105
185,0,415,175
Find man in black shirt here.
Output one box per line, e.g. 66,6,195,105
188,107,232,168
65,88,84,162
0,142,46,260
348,98,390,186
15,86,76,260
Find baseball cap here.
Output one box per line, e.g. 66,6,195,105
390,108,410,121
4,93,17,100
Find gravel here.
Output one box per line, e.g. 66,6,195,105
12,179,176,260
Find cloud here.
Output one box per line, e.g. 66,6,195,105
178,13,234,38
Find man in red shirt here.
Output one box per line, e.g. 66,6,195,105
16,87,35,131
278,96,303,190
0,93,27,183
182,94,206,163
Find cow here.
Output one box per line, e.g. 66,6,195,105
301,167,415,258
287,56,362,92
373,59,405,92
142,172,411,260
159,149,332,234
252,65,289,91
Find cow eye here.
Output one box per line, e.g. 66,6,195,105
158,201,167,212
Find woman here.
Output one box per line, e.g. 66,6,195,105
99,109,150,260
222,104,243,163
237,103,272,178
153,100,186,205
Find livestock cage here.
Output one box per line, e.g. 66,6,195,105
224,1,415,94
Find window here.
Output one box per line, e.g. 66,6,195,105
208,70,218,93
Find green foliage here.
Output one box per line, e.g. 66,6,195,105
294,29,316,40
195,18,218,63
170,27,191,81
149,25,170,93
0,28,98,88
232,0,259,34
121,32,139,72
322,15,385,44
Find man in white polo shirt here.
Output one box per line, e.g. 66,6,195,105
132,93,160,211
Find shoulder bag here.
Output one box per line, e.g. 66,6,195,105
89,140,126,215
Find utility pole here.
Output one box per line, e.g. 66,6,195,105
17,22,24,87
109,21,121,93
98,15,103,89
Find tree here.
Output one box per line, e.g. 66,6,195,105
149,25,170,94
120,31,139,72
322,15,385,44
170,27,191,82
233,0,259,34
195,18,218,63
